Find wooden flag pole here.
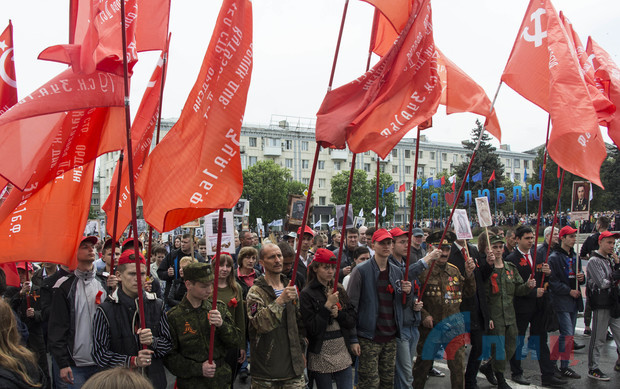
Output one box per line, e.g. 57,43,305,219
541,169,565,285
403,126,422,303
333,153,357,293
208,210,225,363
531,115,552,266
376,159,381,227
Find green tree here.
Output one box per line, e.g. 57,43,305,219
369,172,397,223
330,169,371,217
242,160,305,224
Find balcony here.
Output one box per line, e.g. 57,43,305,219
330,149,348,160
264,145,282,156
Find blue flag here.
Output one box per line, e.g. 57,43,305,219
524,167,528,182
472,172,482,182
385,184,395,193
466,174,470,183
422,179,430,189
416,178,422,187
433,179,442,188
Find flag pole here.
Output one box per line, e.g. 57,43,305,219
291,0,350,287
376,159,381,227
208,210,224,363
109,151,124,273
333,154,357,293
531,115,552,268
402,126,422,303
420,81,503,297
119,0,146,333
541,169,565,285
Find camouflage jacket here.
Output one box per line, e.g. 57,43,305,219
164,296,241,389
247,274,306,380
482,261,530,327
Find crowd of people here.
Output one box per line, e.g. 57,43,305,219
1,215,620,389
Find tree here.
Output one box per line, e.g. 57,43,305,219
369,172,397,223
330,169,371,217
241,160,305,225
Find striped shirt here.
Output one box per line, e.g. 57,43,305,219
374,268,396,343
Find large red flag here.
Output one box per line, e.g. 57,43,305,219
0,21,17,116
0,68,124,193
103,46,169,236
316,0,440,158
587,37,620,148
0,162,95,269
136,0,253,232
364,0,413,57
501,0,606,188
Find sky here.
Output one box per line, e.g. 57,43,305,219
3,0,620,153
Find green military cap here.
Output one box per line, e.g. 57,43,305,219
427,230,456,248
488,234,505,245
183,262,214,283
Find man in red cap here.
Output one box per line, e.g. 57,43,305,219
548,225,585,379
347,228,412,388
49,235,108,387
91,250,172,389
585,230,620,381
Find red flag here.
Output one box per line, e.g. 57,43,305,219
316,0,440,158
364,0,414,57
440,176,446,186
0,263,20,287
0,68,124,193
501,0,606,188
0,162,95,269
399,183,406,192
103,45,169,236
587,37,620,148
136,0,253,232
488,170,496,184
0,21,17,116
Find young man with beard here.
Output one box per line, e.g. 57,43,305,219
92,250,172,389
334,228,360,283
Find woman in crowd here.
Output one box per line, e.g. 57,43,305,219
0,298,45,388
218,253,246,387
300,248,357,389
235,246,260,383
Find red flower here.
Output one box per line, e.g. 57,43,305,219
228,297,238,308
519,258,528,267
95,291,103,305
386,284,394,294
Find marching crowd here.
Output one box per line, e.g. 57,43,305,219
1,216,620,389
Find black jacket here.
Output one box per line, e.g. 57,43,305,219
157,248,205,282
506,246,544,314
300,279,357,355
548,245,585,313
0,358,46,389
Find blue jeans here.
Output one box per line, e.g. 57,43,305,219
395,325,420,389
555,311,577,369
312,366,353,389
67,365,100,389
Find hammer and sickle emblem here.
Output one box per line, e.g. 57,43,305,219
522,8,547,47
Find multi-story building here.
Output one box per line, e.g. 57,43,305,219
96,115,536,227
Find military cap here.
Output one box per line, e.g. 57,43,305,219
183,262,214,283
427,230,456,248
488,234,505,245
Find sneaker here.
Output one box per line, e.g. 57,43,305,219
587,369,610,381
559,367,581,379
428,367,445,377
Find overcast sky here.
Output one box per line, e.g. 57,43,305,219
4,0,620,153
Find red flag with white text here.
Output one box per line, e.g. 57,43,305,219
0,162,95,269
136,0,253,232
501,0,606,187
103,45,169,235
316,0,440,158
0,21,17,116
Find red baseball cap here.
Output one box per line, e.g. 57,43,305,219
117,250,146,266
122,237,143,250
372,228,393,243
390,227,408,238
80,235,98,246
16,262,34,272
297,225,315,237
312,248,337,264
599,230,620,242
558,226,578,239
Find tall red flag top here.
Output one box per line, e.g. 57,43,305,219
501,0,607,188
0,21,17,116
136,0,253,232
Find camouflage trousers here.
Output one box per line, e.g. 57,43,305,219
487,323,517,374
357,337,397,389
251,375,305,389
412,326,466,389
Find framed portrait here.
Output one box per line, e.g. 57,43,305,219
452,209,473,240
233,199,249,217
353,216,365,229
288,195,306,225
570,181,590,221
204,211,234,255
336,204,354,229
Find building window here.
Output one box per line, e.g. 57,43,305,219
249,137,257,147
430,167,436,176
406,182,411,190
285,159,293,169
302,160,309,169
430,152,435,160
319,196,326,206
419,150,424,159
392,149,398,157
515,173,521,181
380,165,385,173
506,158,512,167
302,178,310,185
284,140,293,150
405,149,411,158
442,153,447,162
364,163,371,172
301,141,309,151
524,160,529,169
417,166,424,177
91,198,99,206
514,159,520,168
334,162,341,171
249,156,257,166
318,178,326,188
453,155,458,163
392,165,398,174
267,138,279,147
405,166,411,174
318,161,325,170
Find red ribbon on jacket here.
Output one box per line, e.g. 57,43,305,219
491,273,499,294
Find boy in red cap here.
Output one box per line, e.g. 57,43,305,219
91,250,171,389
548,225,585,379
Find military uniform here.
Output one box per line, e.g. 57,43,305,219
413,231,476,389
164,263,241,389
